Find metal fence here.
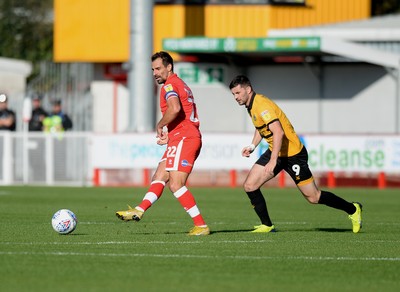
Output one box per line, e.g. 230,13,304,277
0,131,91,186
26,61,94,132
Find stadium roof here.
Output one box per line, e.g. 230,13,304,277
163,14,400,69
338,13,400,29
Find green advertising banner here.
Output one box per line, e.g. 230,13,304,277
175,63,225,84
163,37,320,53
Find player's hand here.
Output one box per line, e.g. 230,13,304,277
241,144,255,157
264,160,276,176
157,131,169,145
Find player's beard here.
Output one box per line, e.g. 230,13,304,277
155,76,165,84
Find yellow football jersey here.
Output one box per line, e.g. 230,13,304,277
247,92,303,157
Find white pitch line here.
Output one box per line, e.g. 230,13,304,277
1,238,400,245
0,251,398,262
79,221,310,225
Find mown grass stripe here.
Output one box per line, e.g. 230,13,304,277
2,239,400,245
1,251,399,261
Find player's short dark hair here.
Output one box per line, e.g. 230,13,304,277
151,51,174,71
229,75,252,89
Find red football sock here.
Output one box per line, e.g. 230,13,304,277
173,186,206,226
137,180,165,211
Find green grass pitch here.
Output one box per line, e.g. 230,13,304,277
0,186,399,292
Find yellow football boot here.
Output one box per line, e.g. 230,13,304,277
188,225,210,236
251,224,276,233
116,205,144,222
348,202,362,233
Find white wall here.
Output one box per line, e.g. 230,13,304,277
91,81,129,133
248,64,396,134
0,57,32,130
249,65,321,133
0,57,32,94
322,65,395,133
91,62,398,135
190,84,253,133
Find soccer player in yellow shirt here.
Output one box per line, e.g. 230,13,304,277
229,75,362,233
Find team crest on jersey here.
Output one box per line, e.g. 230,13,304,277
164,84,173,92
261,110,271,121
252,114,257,122
184,87,193,96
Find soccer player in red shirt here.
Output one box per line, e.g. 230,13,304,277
116,51,210,236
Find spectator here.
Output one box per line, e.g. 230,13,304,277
29,94,48,131
43,99,73,132
0,94,16,131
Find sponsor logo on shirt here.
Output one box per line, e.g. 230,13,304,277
164,84,173,92
261,110,271,121
181,160,192,167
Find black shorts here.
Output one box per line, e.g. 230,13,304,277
255,146,314,185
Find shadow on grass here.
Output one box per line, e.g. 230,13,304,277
313,228,350,233
210,229,260,234
129,228,352,235
211,228,352,233
60,233,89,236
115,229,255,235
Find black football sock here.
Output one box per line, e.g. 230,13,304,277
246,189,273,226
318,190,356,215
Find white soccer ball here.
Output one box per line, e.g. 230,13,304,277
51,209,78,235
